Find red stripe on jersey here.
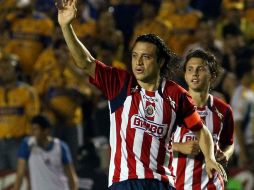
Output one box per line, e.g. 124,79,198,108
112,107,124,182
168,149,174,179
207,178,216,190
212,110,221,135
141,133,154,178
156,96,171,183
156,143,166,177
175,126,190,189
192,155,203,190
176,154,187,190
140,90,155,178
126,94,141,179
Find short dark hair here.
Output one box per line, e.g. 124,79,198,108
132,33,181,79
184,49,219,77
31,115,52,129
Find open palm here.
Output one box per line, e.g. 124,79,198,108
56,0,77,26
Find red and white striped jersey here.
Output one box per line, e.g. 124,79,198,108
90,61,203,187
172,95,234,190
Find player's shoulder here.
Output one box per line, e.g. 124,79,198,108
164,80,188,94
212,95,232,113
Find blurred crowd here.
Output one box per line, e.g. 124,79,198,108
0,0,254,189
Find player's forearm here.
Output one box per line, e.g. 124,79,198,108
60,24,95,72
14,159,27,190
196,125,215,161
69,177,78,190
64,164,78,190
13,175,23,190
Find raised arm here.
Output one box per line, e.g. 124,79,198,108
56,0,96,77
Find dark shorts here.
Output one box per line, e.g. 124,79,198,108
109,179,175,190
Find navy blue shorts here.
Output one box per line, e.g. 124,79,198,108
109,179,175,190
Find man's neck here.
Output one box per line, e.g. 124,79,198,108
137,77,161,92
189,89,209,108
38,136,53,149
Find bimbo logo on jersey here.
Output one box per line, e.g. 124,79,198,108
184,133,219,143
131,115,167,138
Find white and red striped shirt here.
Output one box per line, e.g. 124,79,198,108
90,61,203,187
172,95,234,190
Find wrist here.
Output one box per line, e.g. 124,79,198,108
205,157,216,163
60,23,72,30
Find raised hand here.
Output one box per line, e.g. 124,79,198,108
55,0,77,26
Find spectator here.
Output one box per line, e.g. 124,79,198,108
0,50,40,171
14,115,78,190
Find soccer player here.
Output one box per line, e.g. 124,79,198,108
13,115,78,190
172,49,234,190
56,1,226,189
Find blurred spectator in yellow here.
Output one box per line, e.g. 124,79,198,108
222,0,254,43
0,50,40,171
94,10,126,69
184,20,223,54
167,0,202,54
32,36,92,167
0,0,16,47
71,1,96,44
242,0,254,41
3,0,54,76
131,0,171,53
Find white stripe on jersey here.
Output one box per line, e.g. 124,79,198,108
134,95,146,178
134,130,145,179
108,110,116,185
201,165,209,190
184,158,195,190
149,91,163,181
119,96,132,180
150,136,161,181
205,110,214,132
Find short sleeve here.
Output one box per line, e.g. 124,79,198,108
219,107,234,146
60,141,73,165
179,93,203,131
17,137,31,160
89,60,130,100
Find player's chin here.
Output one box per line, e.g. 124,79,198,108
134,74,145,81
